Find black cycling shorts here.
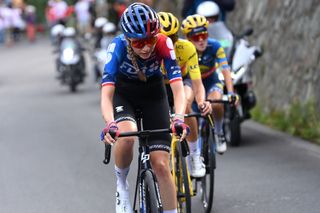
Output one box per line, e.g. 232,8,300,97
113,74,171,153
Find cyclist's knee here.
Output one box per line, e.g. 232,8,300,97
153,162,171,179
151,155,171,179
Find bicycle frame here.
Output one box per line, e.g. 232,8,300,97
170,136,194,197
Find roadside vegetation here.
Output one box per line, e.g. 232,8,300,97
252,101,320,144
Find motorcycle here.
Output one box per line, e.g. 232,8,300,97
56,37,86,92
214,25,263,146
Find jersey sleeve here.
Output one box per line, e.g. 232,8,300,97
101,36,123,87
156,35,182,84
215,42,230,70
184,41,201,80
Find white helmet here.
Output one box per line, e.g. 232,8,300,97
25,5,36,13
103,22,116,34
51,24,65,37
63,27,76,37
196,1,220,17
94,17,108,28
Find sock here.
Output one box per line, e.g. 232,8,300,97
214,118,223,135
188,139,200,155
164,209,178,213
115,165,130,190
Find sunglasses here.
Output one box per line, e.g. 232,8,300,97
190,32,208,42
130,36,158,49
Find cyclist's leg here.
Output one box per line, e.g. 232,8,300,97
184,80,198,148
142,97,177,211
205,74,224,135
150,151,177,211
113,94,137,169
204,73,226,153
184,80,205,177
113,94,137,213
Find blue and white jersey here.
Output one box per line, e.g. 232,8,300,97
199,38,230,79
101,34,182,87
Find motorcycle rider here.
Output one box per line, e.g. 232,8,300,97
57,27,86,80
100,22,117,49
93,22,117,82
196,1,234,60
94,17,108,49
158,12,211,177
181,14,238,154
50,24,65,48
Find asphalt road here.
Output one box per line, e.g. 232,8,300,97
1,38,320,213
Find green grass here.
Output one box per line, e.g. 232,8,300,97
251,101,320,144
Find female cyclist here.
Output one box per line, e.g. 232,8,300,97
100,3,188,213
158,12,211,178
181,14,238,154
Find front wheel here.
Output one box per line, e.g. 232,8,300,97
142,170,163,213
175,142,192,213
200,125,215,213
69,82,77,92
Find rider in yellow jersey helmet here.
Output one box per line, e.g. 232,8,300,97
159,12,211,178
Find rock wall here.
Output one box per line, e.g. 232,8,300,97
227,0,320,112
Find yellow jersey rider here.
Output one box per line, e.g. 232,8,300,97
158,12,211,178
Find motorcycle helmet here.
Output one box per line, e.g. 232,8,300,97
51,24,65,37
103,22,116,34
158,12,179,36
181,14,209,36
63,27,76,37
94,17,108,28
120,2,160,39
196,1,220,18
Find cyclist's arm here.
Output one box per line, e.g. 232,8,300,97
100,36,122,124
101,85,115,124
185,43,206,106
159,35,186,117
216,46,234,93
170,80,186,117
191,78,206,105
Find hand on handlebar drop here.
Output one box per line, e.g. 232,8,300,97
100,121,119,145
171,119,190,142
198,101,212,116
228,92,239,106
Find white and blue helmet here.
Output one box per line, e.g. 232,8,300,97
120,3,160,39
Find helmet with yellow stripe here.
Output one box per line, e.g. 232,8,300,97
181,14,209,36
158,12,180,36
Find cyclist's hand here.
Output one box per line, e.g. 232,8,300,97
198,101,212,116
228,92,239,106
171,119,190,142
100,121,119,145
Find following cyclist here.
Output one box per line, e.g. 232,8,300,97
181,14,238,154
100,3,189,213
158,12,211,178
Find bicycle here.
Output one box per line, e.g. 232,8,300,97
170,135,192,213
172,97,231,213
103,110,173,213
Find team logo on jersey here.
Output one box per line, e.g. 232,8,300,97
115,106,124,113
